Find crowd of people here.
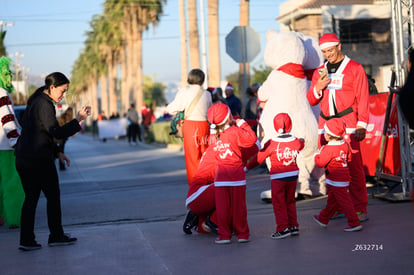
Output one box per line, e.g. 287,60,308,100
177,33,372,244
1,30,411,250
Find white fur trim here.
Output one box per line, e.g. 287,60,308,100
270,170,299,180
324,124,341,138
319,42,339,50
313,87,322,99
217,109,231,126
325,179,349,187
215,180,246,187
357,121,367,129
236,119,246,127
185,185,210,207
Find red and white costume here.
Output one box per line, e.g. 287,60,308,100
185,133,260,231
314,120,360,227
207,103,257,241
257,113,304,232
167,84,212,184
307,55,369,213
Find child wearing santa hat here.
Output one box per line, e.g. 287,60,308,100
207,103,257,244
313,118,362,232
256,113,305,239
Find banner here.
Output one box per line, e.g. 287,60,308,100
97,118,128,140
360,92,401,176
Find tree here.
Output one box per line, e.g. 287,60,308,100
143,75,166,106
71,0,165,120
207,0,220,87
251,65,272,85
188,0,200,69
179,0,188,88
0,31,6,57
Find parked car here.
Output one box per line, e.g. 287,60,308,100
13,105,26,126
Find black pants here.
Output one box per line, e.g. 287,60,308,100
16,157,64,244
128,123,141,142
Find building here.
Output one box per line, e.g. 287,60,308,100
277,0,392,92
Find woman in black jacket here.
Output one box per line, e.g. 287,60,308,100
15,72,90,251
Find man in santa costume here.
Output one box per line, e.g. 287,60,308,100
307,33,369,222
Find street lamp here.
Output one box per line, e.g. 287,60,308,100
10,52,24,104
0,20,14,32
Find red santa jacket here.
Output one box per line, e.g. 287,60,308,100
257,134,304,181
185,133,260,206
314,140,352,187
213,120,257,186
307,56,369,134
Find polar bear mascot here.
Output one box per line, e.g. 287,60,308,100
258,30,326,202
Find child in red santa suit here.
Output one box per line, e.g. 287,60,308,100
257,113,304,239
183,130,260,235
312,118,362,232
207,103,257,244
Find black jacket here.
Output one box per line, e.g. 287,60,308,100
15,92,81,160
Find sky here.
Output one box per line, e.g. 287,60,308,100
1,0,283,86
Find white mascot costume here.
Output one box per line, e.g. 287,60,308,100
258,30,326,202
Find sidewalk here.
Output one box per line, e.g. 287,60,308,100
1,134,413,275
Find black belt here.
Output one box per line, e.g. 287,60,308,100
320,107,353,121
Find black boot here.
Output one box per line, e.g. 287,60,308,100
183,210,198,234
204,216,218,235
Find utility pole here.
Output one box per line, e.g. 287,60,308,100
0,20,14,32
12,52,24,104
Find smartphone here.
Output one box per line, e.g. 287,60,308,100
318,68,327,79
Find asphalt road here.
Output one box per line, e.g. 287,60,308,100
1,133,413,275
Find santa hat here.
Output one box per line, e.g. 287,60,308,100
324,118,345,138
319,33,340,50
225,83,234,90
273,113,292,134
207,103,231,129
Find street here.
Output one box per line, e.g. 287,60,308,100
1,133,413,275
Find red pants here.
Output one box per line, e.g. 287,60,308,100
182,120,209,185
319,185,361,227
186,184,216,219
271,179,298,232
215,185,249,240
320,133,368,213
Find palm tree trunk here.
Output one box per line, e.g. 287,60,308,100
108,51,118,117
100,73,108,118
207,0,220,87
134,31,144,114
179,0,188,87
88,78,98,121
120,46,129,114
188,0,200,69
239,0,250,117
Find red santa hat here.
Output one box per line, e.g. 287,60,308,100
319,33,340,50
207,87,215,93
207,103,231,128
225,83,234,90
324,118,345,138
273,113,292,134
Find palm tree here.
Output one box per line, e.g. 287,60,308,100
207,0,220,87
179,0,188,87
188,0,200,70
72,0,165,120
0,31,6,57
117,0,164,115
